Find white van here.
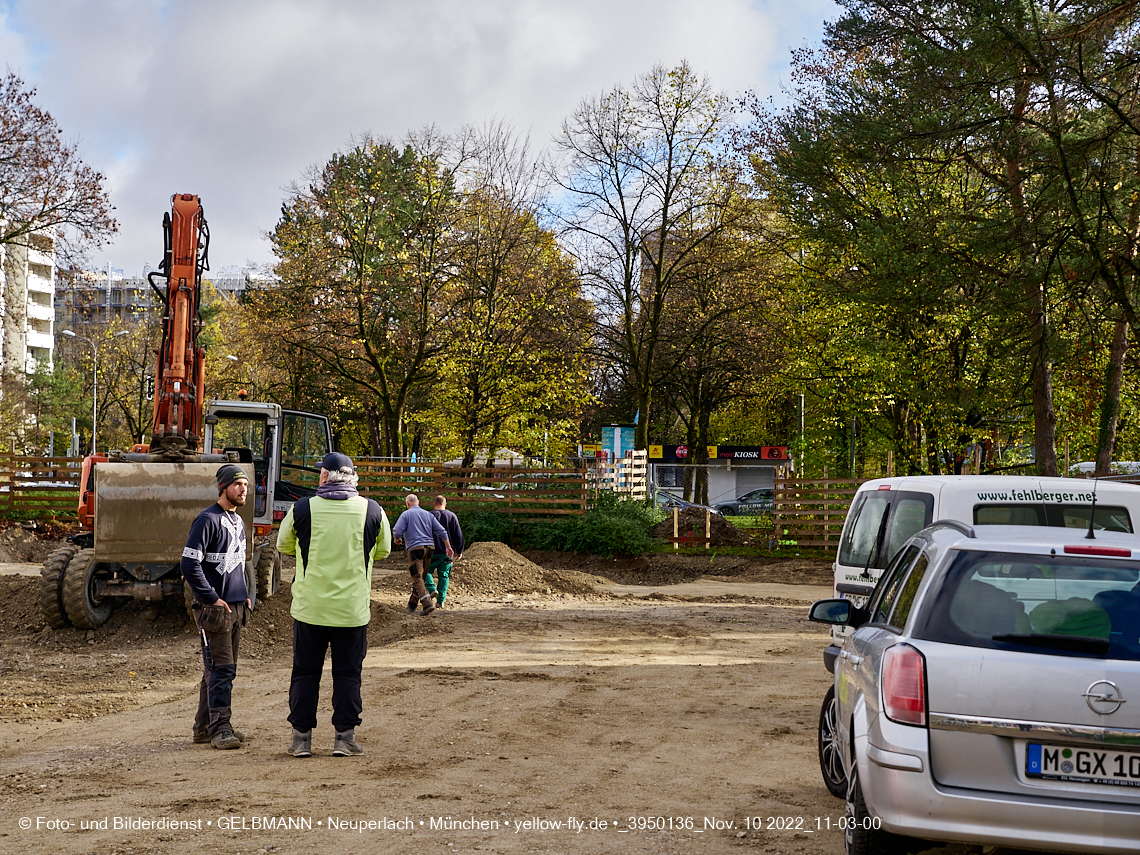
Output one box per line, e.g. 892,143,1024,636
832,474,1140,603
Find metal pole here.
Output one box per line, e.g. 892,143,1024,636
799,393,805,474
91,338,98,455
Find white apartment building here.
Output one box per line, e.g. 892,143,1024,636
1,232,56,374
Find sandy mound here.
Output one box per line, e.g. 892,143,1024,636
652,507,750,547
376,541,610,599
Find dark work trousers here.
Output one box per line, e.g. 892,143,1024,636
407,546,433,607
194,602,244,737
288,620,369,733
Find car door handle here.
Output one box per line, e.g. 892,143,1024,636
846,653,863,668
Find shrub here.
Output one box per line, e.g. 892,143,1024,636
458,494,663,557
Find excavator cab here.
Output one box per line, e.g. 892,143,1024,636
203,399,332,529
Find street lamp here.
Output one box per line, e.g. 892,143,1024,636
226,354,252,398
62,329,130,455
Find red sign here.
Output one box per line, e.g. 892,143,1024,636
676,445,688,459
761,446,789,460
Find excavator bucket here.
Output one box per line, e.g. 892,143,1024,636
93,462,254,564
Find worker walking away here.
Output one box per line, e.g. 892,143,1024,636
426,495,463,608
392,494,454,615
183,463,252,750
277,452,390,757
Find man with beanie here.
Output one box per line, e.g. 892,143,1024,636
183,463,252,750
277,452,391,758
392,493,454,615
426,495,463,608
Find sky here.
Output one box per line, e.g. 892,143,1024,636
0,0,839,277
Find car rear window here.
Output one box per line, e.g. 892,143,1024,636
912,550,1140,661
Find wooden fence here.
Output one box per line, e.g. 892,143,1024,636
0,456,589,521
353,461,587,518
0,455,83,518
772,475,865,549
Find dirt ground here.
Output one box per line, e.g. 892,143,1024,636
0,532,967,855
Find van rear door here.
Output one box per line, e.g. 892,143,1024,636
835,488,934,602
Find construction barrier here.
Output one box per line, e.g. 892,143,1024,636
585,450,647,501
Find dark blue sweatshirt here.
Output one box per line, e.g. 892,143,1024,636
181,503,248,604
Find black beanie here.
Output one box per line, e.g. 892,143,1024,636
216,463,247,494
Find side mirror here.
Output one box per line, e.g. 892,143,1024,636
809,599,852,625
809,598,869,628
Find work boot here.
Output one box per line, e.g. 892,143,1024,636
333,729,364,756
288,728,312,758
432,591,444,608
419,595,435,616
195,727,243,744
211,728,241,750
407,593,418,614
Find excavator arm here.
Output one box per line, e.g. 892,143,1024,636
148,193,209,456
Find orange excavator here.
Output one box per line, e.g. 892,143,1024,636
39,194,332,629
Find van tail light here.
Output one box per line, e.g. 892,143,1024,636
882,644,926,726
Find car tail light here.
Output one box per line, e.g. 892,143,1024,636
882,644,926,726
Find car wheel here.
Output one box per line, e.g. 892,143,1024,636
844,757,916,855
818,686,847,798
715,506,734,516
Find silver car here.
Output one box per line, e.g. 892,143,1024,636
810,522,1140,854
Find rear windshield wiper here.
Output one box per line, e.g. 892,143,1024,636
992,633,1110,655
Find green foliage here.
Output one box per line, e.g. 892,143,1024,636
460,509,517,547
461,494,664,557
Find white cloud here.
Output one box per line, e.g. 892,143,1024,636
1,0,838,272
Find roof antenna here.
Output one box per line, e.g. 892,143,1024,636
1086,477,1099,540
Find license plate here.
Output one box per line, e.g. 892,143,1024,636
1027,743,1140,788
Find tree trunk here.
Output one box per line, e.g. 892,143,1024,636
694,404,711,505
1095,319,1129,476
365,402,384,457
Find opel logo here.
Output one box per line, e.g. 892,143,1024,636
1082,680,1127,715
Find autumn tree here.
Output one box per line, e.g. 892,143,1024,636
423,124,592,467
256,134,459,457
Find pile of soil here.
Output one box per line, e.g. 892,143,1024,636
526,551,834,587
376,541,611,600
0,522,77,564
652,507,750,547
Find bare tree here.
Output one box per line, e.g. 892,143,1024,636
0,72,116,266
553,62,741,448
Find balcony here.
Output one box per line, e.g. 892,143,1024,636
26,330,54,351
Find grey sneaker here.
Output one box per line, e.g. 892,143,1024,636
211,728,241,750
333,729,364,756
196,728,243,744
288,728,312,758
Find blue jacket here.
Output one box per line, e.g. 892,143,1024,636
392,504,448,551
